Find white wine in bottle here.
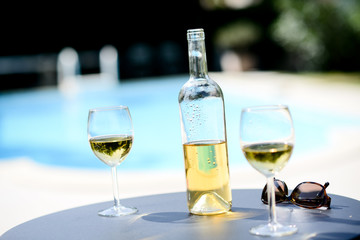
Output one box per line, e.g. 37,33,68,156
178,29,232,215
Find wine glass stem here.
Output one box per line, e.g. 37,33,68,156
267,176,278,226
111,166,121,209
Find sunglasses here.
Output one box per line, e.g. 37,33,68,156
262,179,331,209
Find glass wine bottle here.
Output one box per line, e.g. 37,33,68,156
178,28,232,215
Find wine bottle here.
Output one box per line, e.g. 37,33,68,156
178,28,232,215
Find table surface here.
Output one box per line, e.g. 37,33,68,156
1,189,359,240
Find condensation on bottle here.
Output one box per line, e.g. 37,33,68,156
178,28,232,215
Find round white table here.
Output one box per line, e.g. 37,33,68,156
1,189,359,240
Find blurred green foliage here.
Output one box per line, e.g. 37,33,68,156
271,0,360,71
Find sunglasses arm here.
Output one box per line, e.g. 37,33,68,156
324,196,331,209
323,182,331,209
316,182,330,198
316,182,331,209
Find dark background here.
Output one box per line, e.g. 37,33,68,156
1,0,359,90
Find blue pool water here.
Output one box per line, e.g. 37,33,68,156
1,75,359,170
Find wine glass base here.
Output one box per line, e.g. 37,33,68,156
98,205,138,217
250,223,297,237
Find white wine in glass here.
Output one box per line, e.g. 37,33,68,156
240,105,297,237
88,106,137,217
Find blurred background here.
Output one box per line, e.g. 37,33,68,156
1,0,360,186
1,0,360,90
1,0,360,176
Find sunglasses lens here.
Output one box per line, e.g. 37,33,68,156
291,183,325,208
261,179,288,204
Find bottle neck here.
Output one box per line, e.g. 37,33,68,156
188,38,208,79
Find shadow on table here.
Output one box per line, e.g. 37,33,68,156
141,207,266,224
141,212,189,223
307,232,360,240
305,211,360,226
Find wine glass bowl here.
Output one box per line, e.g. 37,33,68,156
240,105,297,236
88,106,137,217
89,134,133,167
240,105,295,177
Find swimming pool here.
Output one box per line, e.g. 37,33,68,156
1,75,359,170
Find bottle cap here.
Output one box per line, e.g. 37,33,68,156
187,28,205,40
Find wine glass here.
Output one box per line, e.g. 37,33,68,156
240,105,297,237
88,106,138,217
